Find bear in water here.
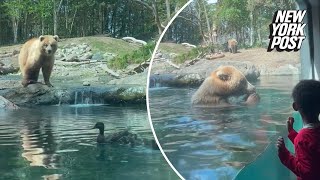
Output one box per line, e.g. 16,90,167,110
191,65,258,106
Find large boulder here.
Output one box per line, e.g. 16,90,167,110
150,60,260,87
0,83,146,107
0,96,19,109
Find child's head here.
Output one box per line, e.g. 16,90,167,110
292,80,320,118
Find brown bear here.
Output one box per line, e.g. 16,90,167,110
191,65,257,105
19,35,59,87
228,39,237,54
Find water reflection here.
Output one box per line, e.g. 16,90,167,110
149,75,299,179
20,109,58,169
0,105,177,180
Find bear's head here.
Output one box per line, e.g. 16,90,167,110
228,39,237,47
210,65,256,96
39,35,59,56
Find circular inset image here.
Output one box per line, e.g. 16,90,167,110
147,0,306,179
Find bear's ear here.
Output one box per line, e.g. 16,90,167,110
53,35,59,41
218,74,230,81
39,36,45,42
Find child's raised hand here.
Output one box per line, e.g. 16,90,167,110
287,117,294,133
276,136,286,153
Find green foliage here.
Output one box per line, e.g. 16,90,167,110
173,47,200,64
173,45,217,64
214,0,250,34
108,42,156,69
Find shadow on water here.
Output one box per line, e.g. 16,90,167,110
149,75,299,180
0,105,177,180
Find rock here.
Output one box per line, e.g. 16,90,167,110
66,48,73,54
205,53,225,60
154,52,162,59
150,60,261,87
149,74,203,88
79,52,93,61
12,50,19,56
0,84,146,106
0,96,19,109
79,44,88,50
101,86,146,104
0,65,19,75
108,72,147,86
55,53,64,60
181,42,196,48
1,83,58,106
169,53,178,59
83,81,90,86
103,53,115,61
122,37,147,46
99,64,120,77
86,47,91,52
65,54,79,62
92,53,104,61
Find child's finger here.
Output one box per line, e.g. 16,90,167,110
288,117,294,123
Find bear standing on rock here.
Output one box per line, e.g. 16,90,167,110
191,65,258,106
19,35,59,87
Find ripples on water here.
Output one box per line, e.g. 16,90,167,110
0,105,177,180
149,75,299,180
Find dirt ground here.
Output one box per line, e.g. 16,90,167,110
152,45,300,75
217,48,300,68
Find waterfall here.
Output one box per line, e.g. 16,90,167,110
72,89,104,106
74,91,78,105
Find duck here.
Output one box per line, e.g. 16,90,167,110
92,122,137,145
92,122,160,150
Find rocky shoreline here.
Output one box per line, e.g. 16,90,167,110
0,41,148,108
149,50,300,88
0,83,146,107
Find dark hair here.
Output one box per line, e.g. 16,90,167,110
292,80,320,116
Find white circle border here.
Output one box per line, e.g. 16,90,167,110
146,1,194,180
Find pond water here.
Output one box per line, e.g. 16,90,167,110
0,105,178,180
149,75,300,180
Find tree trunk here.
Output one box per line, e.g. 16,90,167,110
53,0,57,35
249,10,254,46
152,1,163,35
41,18,44,35
165,0,171,21
53,0,63,35
12,18,18,44
196,0,206,44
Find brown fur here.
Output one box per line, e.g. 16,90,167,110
191,66,256,105
19,35,59,87
228,39,237,54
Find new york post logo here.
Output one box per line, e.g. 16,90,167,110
267,10,306,52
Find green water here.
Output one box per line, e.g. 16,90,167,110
149,75,299,180
0,105,178,180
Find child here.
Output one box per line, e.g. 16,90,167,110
277,80,320,180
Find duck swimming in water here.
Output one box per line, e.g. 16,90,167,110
92,122,160,150
92,122,136,145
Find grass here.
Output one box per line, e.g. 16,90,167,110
78,37,139,55
108,42,156,69
159,43,193,55
158,42,227,64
